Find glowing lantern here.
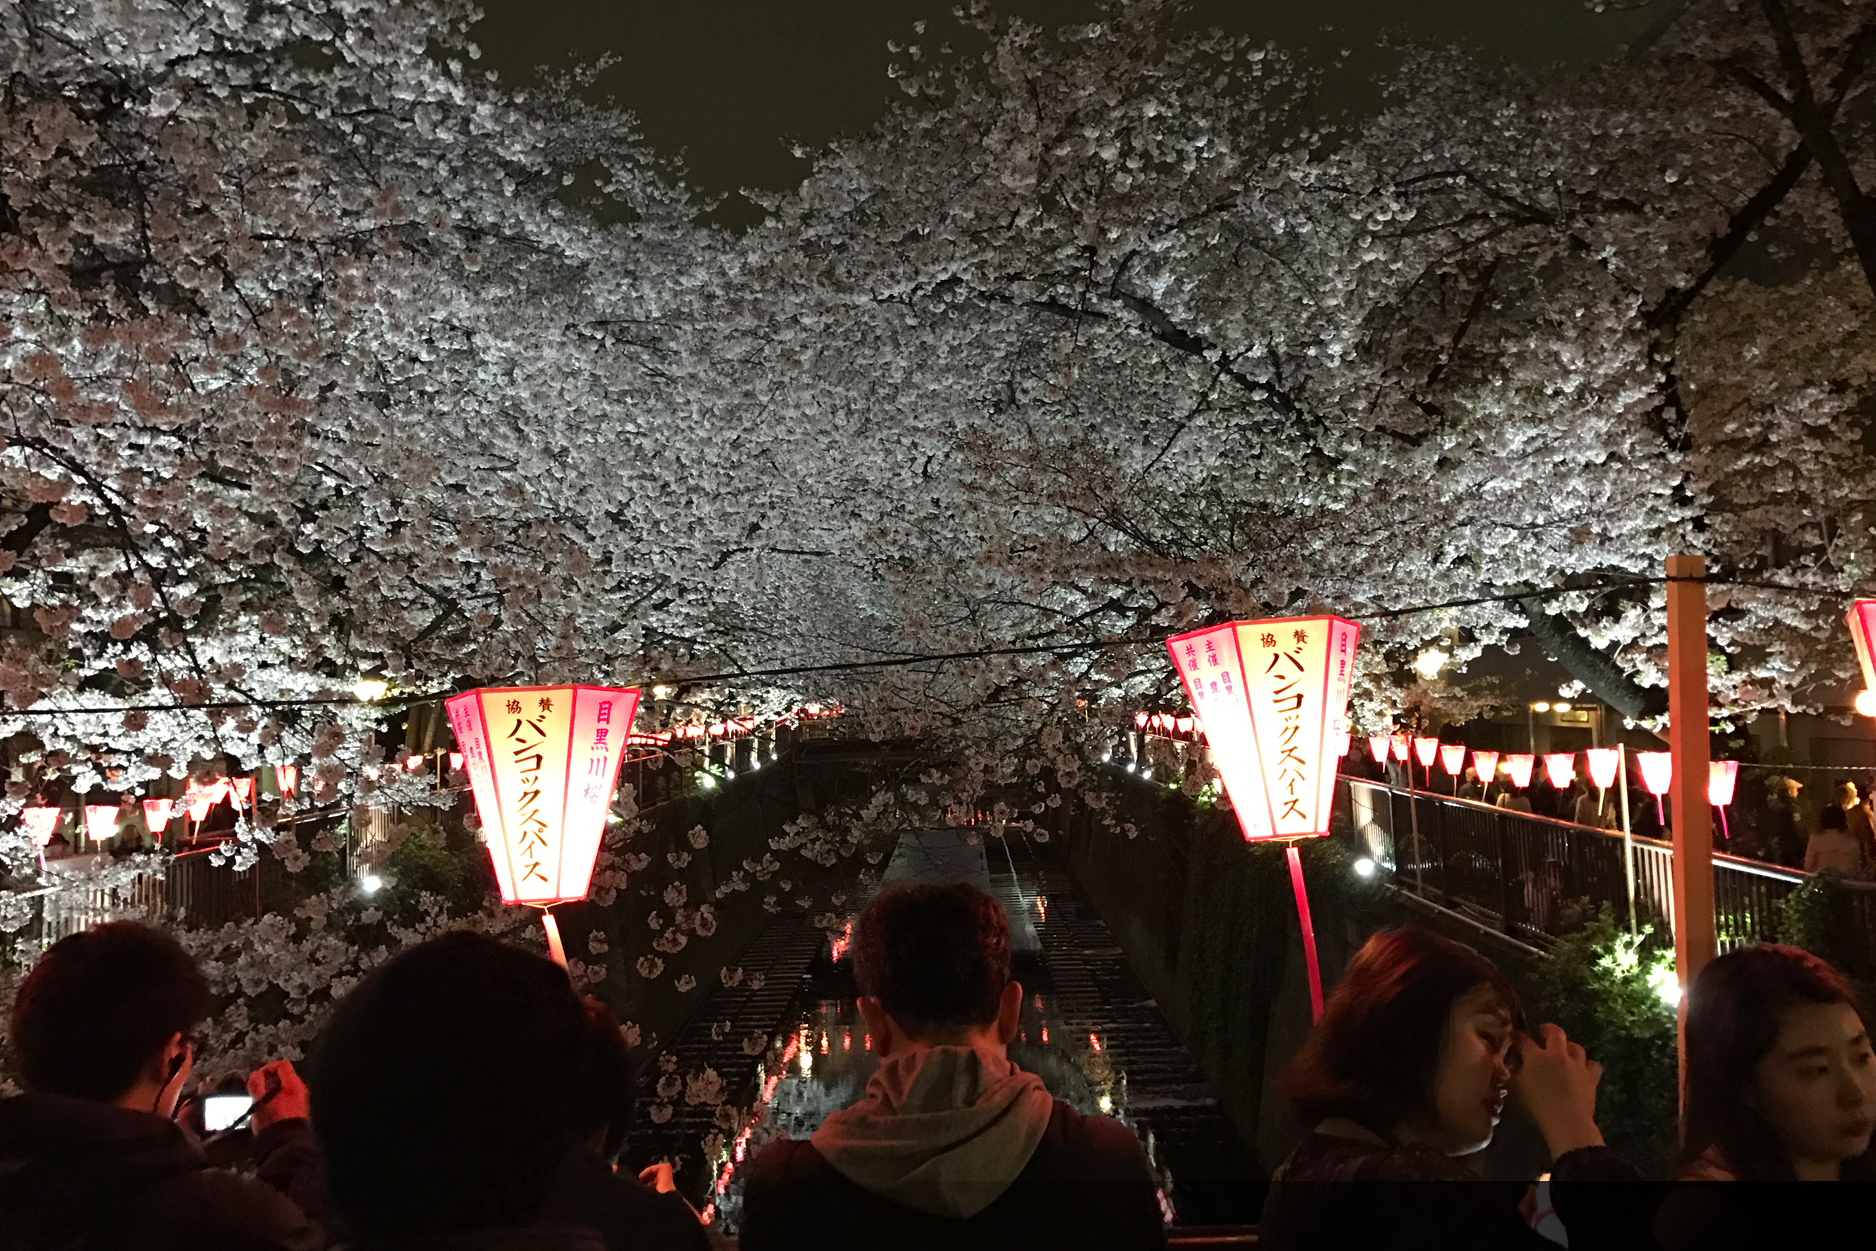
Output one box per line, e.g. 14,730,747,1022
1412,736,1439,768
1503,754,1535,788
229,777,254,810
1543,752,1576,790
83,804,118,846
446,685,640,966
1176,715,1196,736
1709,760,1740,839
1367,734,1390,765
449,752,464,771
1636,751,1673,824
276,765,298,798
1439,744,1466,776
1471,751,1500,792
1134,711,1150,729
1168,616,1359,1022
1390,733,1410,762
1583,747,1619,815
1848,600,1876,694
142,798,173,840
21,806,60,849
405,753,424,771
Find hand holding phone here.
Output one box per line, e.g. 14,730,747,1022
246,1059,310,1132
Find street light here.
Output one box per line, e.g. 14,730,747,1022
1413,649,1448,680
352,677,389,702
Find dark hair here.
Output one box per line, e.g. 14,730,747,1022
1681,944,1873,1180
568,994,638,1162
309,931,617,1237
9,921,210,1102
852,881,1011,1035
1821,804,1848,832
1284,926,1523,1134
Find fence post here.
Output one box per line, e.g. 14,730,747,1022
1496,814,1516,936
1667,552,1716,1100
1619,743,1637,934
1404,786,1425,896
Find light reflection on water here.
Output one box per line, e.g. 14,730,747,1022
702,995,1179,1234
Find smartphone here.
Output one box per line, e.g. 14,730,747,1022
202,1093,254,1133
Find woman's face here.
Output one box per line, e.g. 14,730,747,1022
1755,1001,1876,1174
1422,983,1514,1155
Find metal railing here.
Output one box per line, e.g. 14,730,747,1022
1338,776,1876,973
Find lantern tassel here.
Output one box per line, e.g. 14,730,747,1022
1287,845,1324,1023
541,911,569,970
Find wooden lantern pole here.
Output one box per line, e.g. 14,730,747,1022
1666,553,1715,1097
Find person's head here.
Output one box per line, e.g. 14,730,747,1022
310,931,623,1238
851,881,1022,1056
1682,945,1876,1180
1285,926,1523,1154
1821,804,1848,833
1838,780,1859,809
8,921,208,1115
568,994,638,1163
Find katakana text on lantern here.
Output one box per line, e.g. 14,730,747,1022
445,684,641,907
1167,616,1360,841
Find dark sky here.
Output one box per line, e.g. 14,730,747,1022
472,1,1672,220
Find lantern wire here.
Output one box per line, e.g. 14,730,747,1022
0,569,1850,720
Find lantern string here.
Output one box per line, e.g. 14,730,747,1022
0,568,1851,720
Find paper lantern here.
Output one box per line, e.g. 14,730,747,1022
1471,750,1500,790
1584,748,1619,791
1412,736,1439,768
142,798,173,839
1543,752,1576,790
1636,751,1673,824
276,765,298,797
446,685,640,964
1848,600,1876,694
1176,715,1196,736
1503,754,1535,788
1166,616,1360,842
229,778,254,810
405,753,424,771
83,804,118,846
449,751,464,771
21,806,60,849
1367,734,1390,765
1390,733,1410,762
1439,744,1466,776
1134,711,1150,728
1709,760,1740,839
1167,616,1358,1022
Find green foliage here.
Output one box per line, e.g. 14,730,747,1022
1527,904,1679,1175
1776,870,1849,960
377,824,496,927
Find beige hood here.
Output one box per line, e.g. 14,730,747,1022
810,1043,1056,1218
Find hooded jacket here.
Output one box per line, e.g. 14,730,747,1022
739,1044,1165,1251
0,1090,325,1251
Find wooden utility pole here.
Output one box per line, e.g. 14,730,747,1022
1666,553,1715,1088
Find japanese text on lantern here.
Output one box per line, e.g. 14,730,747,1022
504,696,559,889
1168,615,1358,842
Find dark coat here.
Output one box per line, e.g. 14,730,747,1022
1261,1133,1651,1251
0,1091,324,1251
738,1099,1166,1251
537,1144,710,1251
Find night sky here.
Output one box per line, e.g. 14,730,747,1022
472,0,1673,222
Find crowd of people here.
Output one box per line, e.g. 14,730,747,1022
2,881,1873,1249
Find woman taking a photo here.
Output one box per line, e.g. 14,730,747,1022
1262,926,1638,1251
